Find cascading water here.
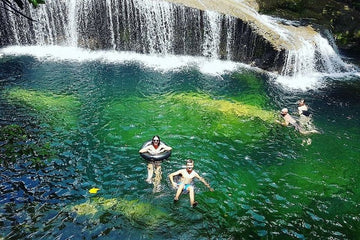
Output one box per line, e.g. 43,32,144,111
258,15,356,89
278,34,352,89
202,11,221,58
0,0,357,88
0,0,226,56
0,0,283,70
66,0,78,47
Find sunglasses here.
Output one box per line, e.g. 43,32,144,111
153,139,159,142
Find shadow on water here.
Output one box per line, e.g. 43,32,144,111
1,55,360,239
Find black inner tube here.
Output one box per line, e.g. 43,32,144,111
139,141,171,162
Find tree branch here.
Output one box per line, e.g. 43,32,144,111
1,0,36,21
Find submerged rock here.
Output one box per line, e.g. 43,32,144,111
5,88,80,129
71,197,167,227
167,93,275,122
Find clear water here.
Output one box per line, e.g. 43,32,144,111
0,47,360,239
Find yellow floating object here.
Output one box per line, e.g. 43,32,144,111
89,188,100,194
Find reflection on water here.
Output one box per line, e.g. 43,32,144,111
0,51,360,239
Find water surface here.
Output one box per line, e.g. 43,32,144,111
0,47,360,239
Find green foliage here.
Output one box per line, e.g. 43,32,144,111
0,124,53,167
11,0,45,9
28,0,45,8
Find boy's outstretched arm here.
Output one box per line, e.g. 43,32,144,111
196,173,214,191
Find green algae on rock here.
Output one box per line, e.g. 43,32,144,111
72,201,98,215
167,93,275,122
5,88,81,128
72,197,167,227
97,91,276,146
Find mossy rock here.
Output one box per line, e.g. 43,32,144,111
72,202,98,215
72,197,167,227
5,88,81,129
167,93,275,122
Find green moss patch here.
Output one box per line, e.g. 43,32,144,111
167,93,275,122
72,197,167,227
5,88,81,128
97,92,276,146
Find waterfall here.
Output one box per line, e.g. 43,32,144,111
202,11,221,58
225,17,236,60
134,0,176,54
281,34,349,77
67,0,78,46
0,0,276,64
0,0,356,84
257,15,356,89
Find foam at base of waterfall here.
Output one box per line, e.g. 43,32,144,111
274,70,360,91
2,45,358,90
275,74,323,90
0,45,246,76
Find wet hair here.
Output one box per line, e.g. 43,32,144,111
298,99,305,105
281,108,288,114
152,135,161,144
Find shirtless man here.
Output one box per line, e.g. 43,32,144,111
277,108,300,130
169,159,213,207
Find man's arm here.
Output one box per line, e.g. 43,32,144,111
276,119,288,126
195,173,214,191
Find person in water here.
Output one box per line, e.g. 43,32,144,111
297,99,311,117
277,108,300,129
297,99,315,131
139,135,172,184
169,159,213,208
277,108,318,135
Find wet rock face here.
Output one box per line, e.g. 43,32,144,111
256,0,360,55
